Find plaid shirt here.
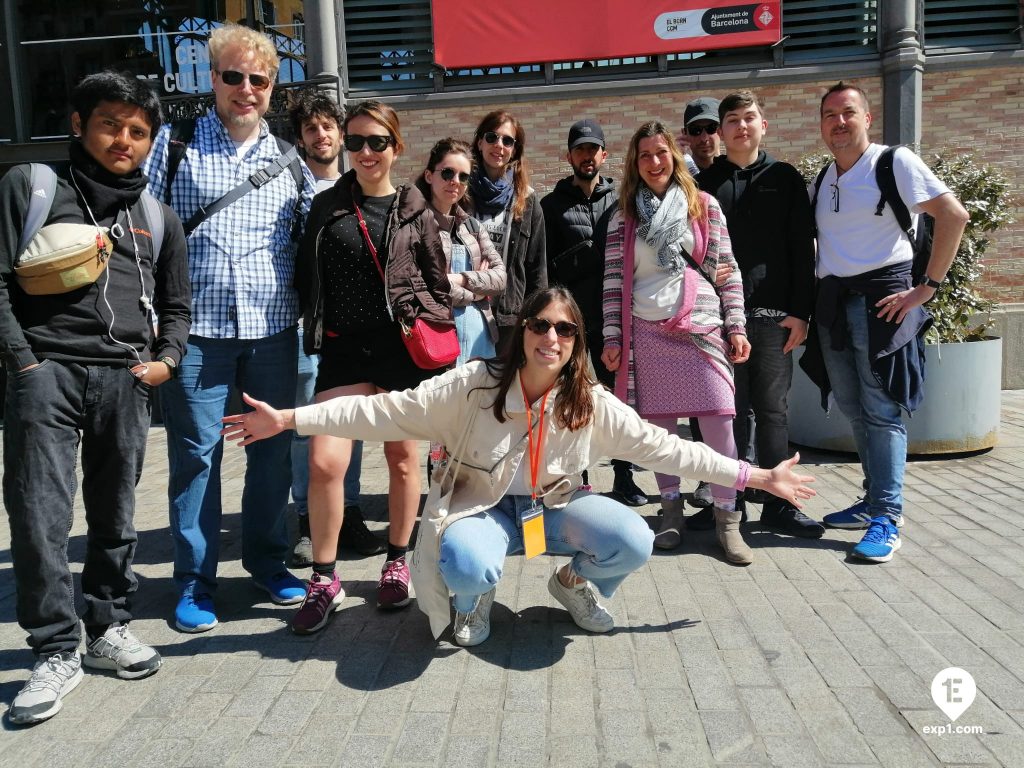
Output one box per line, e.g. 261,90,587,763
144,111,315,339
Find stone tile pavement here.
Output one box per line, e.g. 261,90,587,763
2,392,1024,766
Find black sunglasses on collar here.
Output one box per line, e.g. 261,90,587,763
344,134,394,152
217,69,272,90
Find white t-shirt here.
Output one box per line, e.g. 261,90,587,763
631,229,696,321
814,143,950,278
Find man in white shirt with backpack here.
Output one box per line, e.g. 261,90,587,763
801,81,968,563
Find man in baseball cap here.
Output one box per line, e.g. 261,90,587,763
541,119,647,506
682,95,722,173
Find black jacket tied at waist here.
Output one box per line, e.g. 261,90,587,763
800,261,932,415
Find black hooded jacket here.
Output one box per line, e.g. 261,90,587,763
541,175,618,330
698,151,815,320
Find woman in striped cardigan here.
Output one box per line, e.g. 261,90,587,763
601,121,753,564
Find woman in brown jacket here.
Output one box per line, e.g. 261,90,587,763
292,100,451,635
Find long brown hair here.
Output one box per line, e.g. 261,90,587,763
479,287,596,431
619,121,702,222
470,110,529,221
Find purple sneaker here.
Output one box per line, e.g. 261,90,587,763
290,572,345,635
377,556,412,609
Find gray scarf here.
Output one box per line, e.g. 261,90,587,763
635,182,690,275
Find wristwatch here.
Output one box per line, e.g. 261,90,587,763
159,356,179,378
914,274,942,289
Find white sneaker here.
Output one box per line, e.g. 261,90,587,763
547,570,614,633
9,651,83,725
83,624,161,680
453,588,496,647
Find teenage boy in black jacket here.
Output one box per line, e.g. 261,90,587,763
0,71,191,725
541,119,646,506
697,90,823,538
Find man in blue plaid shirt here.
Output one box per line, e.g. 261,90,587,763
143,23,316,633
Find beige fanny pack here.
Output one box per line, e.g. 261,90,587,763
15,222,112,295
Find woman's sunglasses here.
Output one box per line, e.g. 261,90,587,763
483,131,516,148
344,134,394,153
523,317,579,338
217,70,272,90
436,167,471,184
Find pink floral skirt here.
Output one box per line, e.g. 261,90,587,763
632,317,735,420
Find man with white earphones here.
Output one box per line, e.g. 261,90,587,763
0,70,191,726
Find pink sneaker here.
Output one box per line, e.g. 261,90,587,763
377,556,412,609
289,572,345,635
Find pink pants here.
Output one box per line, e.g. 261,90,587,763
650,415,736,510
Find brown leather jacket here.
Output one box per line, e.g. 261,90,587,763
296,169,452,354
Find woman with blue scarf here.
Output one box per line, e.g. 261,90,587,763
601,121,753,565
468,111,547,354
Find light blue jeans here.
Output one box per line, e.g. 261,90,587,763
439,492,654,613
818,294,906,521
292,328,361,514
163,328,297,591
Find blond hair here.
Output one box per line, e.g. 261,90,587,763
208,23,280,80
620,121,702,222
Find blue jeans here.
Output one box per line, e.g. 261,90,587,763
818,294,906,520
4,361,150,655
162,329,297,591
439,492,654,613
292,329,361,514
734,317,794,508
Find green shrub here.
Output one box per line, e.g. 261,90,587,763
798,150,1013,343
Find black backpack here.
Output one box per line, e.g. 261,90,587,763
164,118,305,237
812,146,934,279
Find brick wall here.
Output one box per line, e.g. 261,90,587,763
389,68,1019,302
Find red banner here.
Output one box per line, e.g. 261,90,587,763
432,1,781,70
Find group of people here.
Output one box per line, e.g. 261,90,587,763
0,21,968,726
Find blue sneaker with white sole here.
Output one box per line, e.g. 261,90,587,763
175,585,218,633
824,498,904,529
253,571,307,605
851,516,902,562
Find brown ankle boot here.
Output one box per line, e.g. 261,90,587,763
654,497,685,550
714,506,753,565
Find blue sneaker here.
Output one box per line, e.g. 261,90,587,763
253,571,307,605
175,585,218,633
824,498,904,529
851,516,902,562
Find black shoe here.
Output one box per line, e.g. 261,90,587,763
291,514,313,568
689,481,713,509
743,487,772,505
339,506,387,556
687,498,747,530
685,505,715,531
611,467,648,507
760,505,825,539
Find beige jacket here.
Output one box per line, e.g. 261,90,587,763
295,361,744,638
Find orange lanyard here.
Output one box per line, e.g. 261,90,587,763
520,378,552,506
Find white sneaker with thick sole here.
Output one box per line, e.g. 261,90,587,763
9,651,84,725
453,588,496,647
83,624,161,680
547,570,614,633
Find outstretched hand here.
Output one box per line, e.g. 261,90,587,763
221,393,296,447
749,453,816,508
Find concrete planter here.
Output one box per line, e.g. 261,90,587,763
788,337,1002,455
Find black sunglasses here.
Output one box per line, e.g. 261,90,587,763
436,167,471,184
523,317,578,339
483,131,516,148
687,124,718,136
344,134,394,153
217,69,272,90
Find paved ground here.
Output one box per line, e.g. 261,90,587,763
2,392,1024,767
